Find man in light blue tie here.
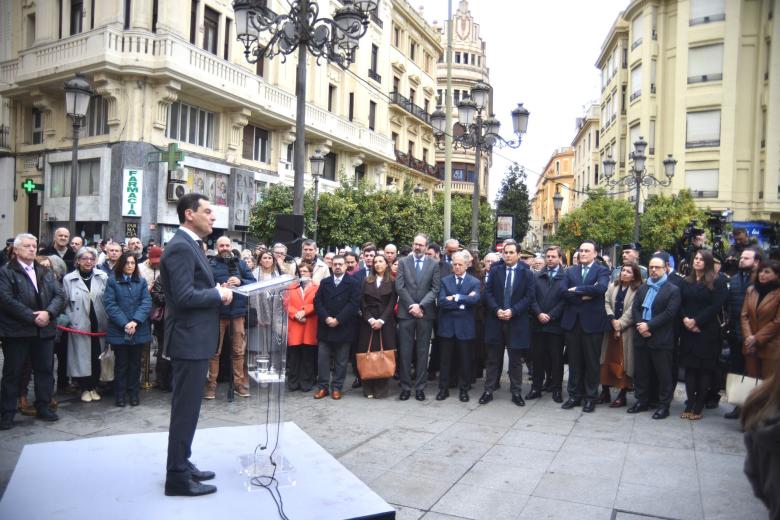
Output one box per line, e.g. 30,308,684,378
395,234,440,401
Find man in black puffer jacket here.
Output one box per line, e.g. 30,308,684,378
0,233,66,429
205,237,256,400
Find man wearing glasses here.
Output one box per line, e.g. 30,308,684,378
560,241,610,413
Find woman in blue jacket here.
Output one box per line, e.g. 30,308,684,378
103,253,152,407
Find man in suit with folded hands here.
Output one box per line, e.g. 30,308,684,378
560,240,610,413
436,251,481,402
161,193,234,497
480,241,535,406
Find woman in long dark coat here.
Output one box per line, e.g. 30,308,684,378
357,254,397,399
679,249,728,420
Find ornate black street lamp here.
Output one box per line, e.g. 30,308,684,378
602,137,677,242
234,0,377,216
309,149,325,244
552,189,563,235
431,82,529,251
64,73,93,236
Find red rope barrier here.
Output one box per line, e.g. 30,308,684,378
56,325,107,337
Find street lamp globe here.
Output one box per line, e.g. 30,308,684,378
309,150,325,178
511,103,530,136
470,81,491,111
552,191,563,212
663,154,677,179
431,108,447,136
483,115,501,137
64,73,92,119
602,155,616,179
457,99,477,128
353,0,378,12
633,136,648,157
233,0,258,48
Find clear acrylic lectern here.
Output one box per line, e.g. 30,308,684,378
231,274,296,486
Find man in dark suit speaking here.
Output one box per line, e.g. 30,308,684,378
161,193,233,497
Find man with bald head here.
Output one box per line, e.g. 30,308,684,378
383,244,398,265
40,227,76,272
205,236,256,399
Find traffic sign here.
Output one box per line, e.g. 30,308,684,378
21,179,44,193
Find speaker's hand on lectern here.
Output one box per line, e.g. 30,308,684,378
218,285,233,305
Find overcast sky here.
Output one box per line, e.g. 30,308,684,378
418,0,627,201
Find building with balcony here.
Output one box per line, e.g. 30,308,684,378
571,103,601,208
431,0,491,199
0,0,426,246
531,147,574,246
384,0,443,197
595,0,779,224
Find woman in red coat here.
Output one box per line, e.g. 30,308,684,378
286,262,318,392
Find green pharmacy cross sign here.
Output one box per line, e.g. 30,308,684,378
21,179,44,193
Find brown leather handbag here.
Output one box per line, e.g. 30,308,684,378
356,330,396,380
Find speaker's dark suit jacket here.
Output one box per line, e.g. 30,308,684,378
161,229,221,359
395,254,440,320
560,263,610,334
314,274,360,344
484,262,535,349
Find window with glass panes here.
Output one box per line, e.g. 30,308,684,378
166,101,216,149
50,159,100,197
84,96,109,137
242,125,270,162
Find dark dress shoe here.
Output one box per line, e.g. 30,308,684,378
552,391,563,403
36,408,59,422
436,390,449,401
652,407,670,420
165,479,217,497
525,389,542,400
313,388,329,399
352,378,362,389
0,415,15,430
415,391,426,401
459,391,469,402
627,403,649,414
582,400,596,413
598,389,612,404
478,392,493,405
129,395,140,406
561,398,581,410
187,462,215,481
116,399,126,408
399,390,411,401
512,394,526,407
724,406,741,419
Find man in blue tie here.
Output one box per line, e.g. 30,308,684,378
480,241,535,406
560,240,610,413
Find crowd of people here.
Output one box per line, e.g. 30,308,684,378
1,218,780,512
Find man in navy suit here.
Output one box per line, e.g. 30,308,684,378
480,241,535,406
560,240,610,413
161,193,234,497
436,252,481,402
313,256,360,400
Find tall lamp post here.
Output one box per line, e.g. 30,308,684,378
309,150,325,245
552,190,563,236
64,73,93,236
602,136,677,242
431,82,529,252
234,0,377,216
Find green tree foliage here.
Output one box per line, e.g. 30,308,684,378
639,190,707,253
494,164,531,243
248,181,496,252
553,189,634,250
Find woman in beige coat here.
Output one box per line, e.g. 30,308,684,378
599,263,642,407
741,259,780,380
62,247,109,403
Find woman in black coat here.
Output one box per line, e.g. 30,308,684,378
357,254,397,399
679,250,728,420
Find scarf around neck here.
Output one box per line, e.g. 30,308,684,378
642,274,668,321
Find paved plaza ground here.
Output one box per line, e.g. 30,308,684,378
0,369,769,520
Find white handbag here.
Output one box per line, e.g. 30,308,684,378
725,373,762,406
